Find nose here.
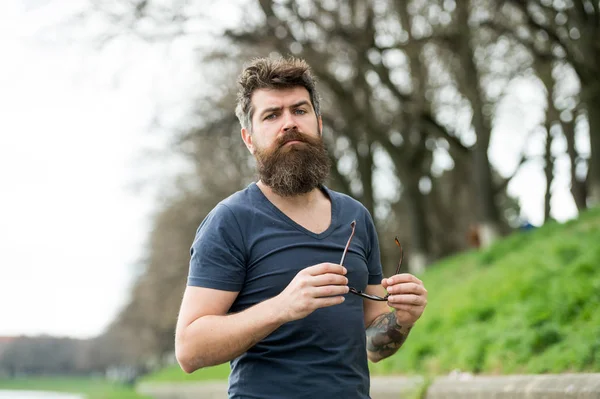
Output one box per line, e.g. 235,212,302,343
281,111,297,132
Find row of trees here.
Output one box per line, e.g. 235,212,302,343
71,0,598,371
0,336,100,377
0,334,150,379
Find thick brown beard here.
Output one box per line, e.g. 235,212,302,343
254,129,331,197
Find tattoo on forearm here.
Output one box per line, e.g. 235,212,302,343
366,312,412,361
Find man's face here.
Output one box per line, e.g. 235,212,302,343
242,87,330,197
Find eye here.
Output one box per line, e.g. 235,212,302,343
294,109,307,115
264,113,277,120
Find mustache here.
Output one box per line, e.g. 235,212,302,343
275,129,313,148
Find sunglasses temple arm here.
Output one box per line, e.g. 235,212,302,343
339,223,356,265
395,237,404,274
339,237,352,265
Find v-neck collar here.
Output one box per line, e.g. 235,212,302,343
250,182,338,239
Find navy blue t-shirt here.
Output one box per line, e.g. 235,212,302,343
188,182,383,399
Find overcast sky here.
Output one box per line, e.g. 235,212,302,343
0,0,195,338
0,0,580,339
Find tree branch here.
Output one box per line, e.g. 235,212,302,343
503,0,586,73
493,128,536,194
420,112,470,156
479,20,556,63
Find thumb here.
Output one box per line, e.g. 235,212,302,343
381,278,389,288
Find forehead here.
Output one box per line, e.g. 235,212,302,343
251,86,312,112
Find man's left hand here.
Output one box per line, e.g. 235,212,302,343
382,274,428,326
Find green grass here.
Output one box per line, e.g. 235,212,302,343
371,206,600,376
143,207,600,382
0,377,150,399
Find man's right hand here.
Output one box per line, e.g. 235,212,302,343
275,263,349,322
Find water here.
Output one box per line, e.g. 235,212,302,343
0,391,83,399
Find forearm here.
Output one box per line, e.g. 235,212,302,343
176,297,284,372
366,311,413,363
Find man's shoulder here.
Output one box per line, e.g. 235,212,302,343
325,186,369,211
208,183,259,220
194,184,258,236
217,183,256,206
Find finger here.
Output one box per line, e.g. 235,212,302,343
312,285,350,298
385,273,423,286
386,282,427,295
314,296,346,308
304,263,347,276
387,294,427,306
311,273,349,287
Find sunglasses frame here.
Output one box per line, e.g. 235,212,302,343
339,220,403,302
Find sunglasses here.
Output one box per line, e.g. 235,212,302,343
339,220,403,301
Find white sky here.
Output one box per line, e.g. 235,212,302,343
0,0,580,339
0,0,195,338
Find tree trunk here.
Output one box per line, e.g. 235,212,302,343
456,0,502,246
402,173,430,275
536,59,558,223
543,123,554,223
377,134,431,276
356,129,375,219
349,135,376,219
562,117,588,211
396,0,430,271
583,88,600,205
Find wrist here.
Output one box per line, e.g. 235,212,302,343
265,295,292,325
393,311,414,329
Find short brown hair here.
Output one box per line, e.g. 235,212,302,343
235,56,321,131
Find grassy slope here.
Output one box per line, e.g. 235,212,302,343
373,206,600,376
143,207,600,382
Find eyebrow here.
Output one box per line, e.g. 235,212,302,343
258,100,311,118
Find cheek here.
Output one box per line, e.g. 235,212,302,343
255,129,280,148
250,135,272,154
303,118,320,136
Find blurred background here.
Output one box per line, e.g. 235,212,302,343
1,0,599,397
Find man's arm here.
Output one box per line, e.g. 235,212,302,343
363,274,427,363
175,263,349,373
175,286,284,373
365,307,413,363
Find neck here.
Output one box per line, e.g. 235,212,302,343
256,180,324,209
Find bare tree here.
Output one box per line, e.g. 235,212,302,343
86,0,531,265
449,0,504,245
563,104,589,210
497,0,600,205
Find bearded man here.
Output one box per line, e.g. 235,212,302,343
174,56,428,399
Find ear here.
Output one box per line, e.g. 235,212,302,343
318,115,323,136
241,128,255,154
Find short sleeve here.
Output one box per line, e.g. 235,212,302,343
365,210,384,285
187,204,246,291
